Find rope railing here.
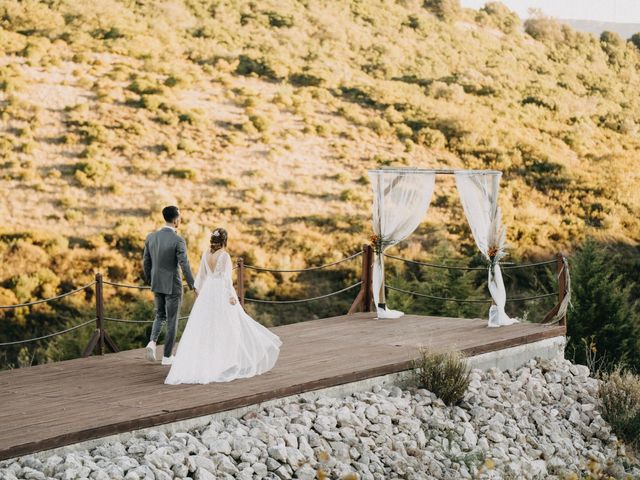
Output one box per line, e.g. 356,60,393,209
386,285,558,304
103,281,151,290
0,318,97,346
0,282,96,310
0,245,569,357
104,315,190,324
245,281,362,304
244,251,363,273
383,253,557,271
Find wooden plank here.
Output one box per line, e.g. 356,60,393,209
0,313,564,460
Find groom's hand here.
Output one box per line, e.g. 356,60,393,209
193,288,198,296
229,297,237,305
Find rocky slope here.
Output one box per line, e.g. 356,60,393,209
1,358,638,479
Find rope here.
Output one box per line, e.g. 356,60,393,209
244,251,363,273
502,259,557,270
386,285,491,303
105,317,153,324
0,282,96,310
104,281,207,290
507,292,558,302
386,285,558,304
383,254,557,271
103,281,151,290
0,319,96,346
245,281,362,304
104,315,190,324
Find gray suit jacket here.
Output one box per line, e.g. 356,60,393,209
143,227,195,295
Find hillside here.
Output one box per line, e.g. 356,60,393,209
1,0,640,364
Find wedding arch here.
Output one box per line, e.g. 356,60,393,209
369,168,518,327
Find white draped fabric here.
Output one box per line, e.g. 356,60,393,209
369,170,436,319
455,173,518,327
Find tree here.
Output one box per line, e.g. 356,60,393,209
567,239,640,372
478,2,521,34
423,0,461,22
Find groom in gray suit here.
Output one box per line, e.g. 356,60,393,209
143,206,196,365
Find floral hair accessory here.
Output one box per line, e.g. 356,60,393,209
212,230,220,237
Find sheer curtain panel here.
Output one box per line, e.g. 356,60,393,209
455,172,518,327
369,170,436,319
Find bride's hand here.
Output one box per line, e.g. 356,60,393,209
229,297,237,305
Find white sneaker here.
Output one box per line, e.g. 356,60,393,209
161,356,174,366
145,341,157,362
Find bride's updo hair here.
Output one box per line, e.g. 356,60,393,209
210,228,228,253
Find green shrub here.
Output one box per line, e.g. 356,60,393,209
165,168,196,180
159,141,177,155
249,114,269,133
141,94,167,111
599,367,640,449
423,0,461,21
403,14,421,30
73,160,111,186
127,79,163,96
265,11,293,28
64,209,82,221
395,123,413,140
477,2,520,33
0,136,13,157
415,127,447,148
600,31,623,46
412,349,470,406
163,74,188,88
213,177,237,188
177,139,197,154
0,1,65,36
289,73,324,87
19,141,35,154
524,15,565,44
339,189,358,201
236,55,281,80
366,117,390,136
178,109,205,125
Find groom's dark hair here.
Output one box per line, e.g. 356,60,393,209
162,206,180,223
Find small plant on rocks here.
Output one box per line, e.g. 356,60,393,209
412,349,470,406
599,367,640,451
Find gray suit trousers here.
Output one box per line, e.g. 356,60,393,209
150,291,182,358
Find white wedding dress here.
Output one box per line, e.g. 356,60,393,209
165,249,281,385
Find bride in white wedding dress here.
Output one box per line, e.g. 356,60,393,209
165,228,281,385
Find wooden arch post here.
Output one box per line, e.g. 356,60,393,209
348,245,374,314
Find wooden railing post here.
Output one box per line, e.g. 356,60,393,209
557,253,567,327
96,273,105,354
542,252,568,326
82,272,118,357
236,257,245,307
363,245,373,312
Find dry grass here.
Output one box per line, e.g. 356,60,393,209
412,348,471,406
600,368,640,450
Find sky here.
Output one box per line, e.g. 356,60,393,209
459,0,640,24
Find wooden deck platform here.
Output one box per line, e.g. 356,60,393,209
0,312,565,460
